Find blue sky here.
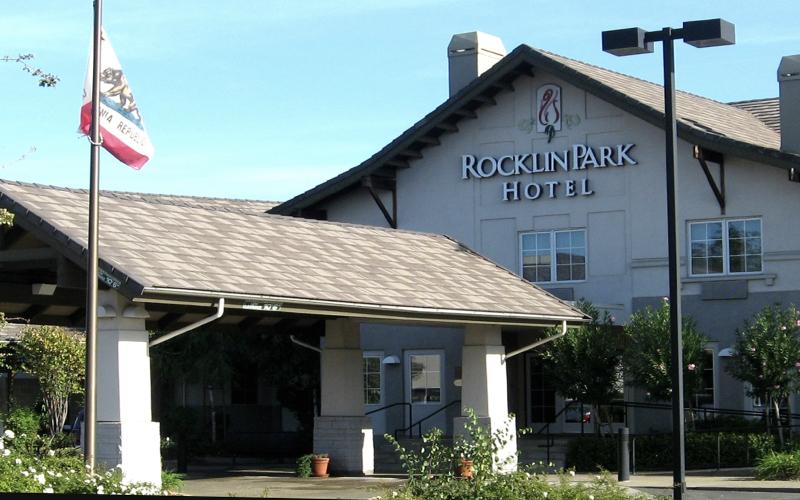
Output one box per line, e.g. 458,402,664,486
2,0,797,202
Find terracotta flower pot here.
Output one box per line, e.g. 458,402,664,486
311,456,330,477
457,459,473,478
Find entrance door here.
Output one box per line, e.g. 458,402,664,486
405,350,445,434
526,353,556,429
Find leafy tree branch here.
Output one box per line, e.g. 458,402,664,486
2,54,59,87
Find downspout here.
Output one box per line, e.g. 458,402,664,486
289,334,322,353
502,320,568,363
148,298,225,348
289,335,323,416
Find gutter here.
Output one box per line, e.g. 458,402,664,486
138,286,587,326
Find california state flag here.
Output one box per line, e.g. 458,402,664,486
79,30,153,169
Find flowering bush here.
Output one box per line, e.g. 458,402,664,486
0,429,164,495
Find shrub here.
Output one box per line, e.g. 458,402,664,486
755,450,800,480
160,470,184,493
384,409,647,500
296,454,313,478
3,407,43,455
566,432,777,472
0,427,165,494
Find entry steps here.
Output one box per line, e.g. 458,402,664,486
373,436,569,474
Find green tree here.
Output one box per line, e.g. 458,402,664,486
0,211,12,333
726,304,800,446
7,326,85,437
623,300,708,407
541,299,625,434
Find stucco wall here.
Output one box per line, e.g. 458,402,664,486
318,66,800,420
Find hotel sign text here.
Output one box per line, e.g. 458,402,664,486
461,143,637,201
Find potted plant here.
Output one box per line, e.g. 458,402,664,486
296,454,313,478
311,453,330,477
454,436,476,479
456,456,474,478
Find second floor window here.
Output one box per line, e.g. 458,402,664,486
521,229,586,283
689,218,762,276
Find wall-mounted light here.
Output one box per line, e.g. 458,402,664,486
31,283,57,296
382,355,400,365
718,347,736,357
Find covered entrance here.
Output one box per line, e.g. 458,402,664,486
0,180,587,482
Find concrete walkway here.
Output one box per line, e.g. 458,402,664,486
580,468,800,493
180,466,800,498
180,467,403,499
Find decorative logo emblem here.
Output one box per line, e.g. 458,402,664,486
536,84,562,140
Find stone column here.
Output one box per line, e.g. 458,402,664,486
95,290,161,486
454,324,517,472
313,318,373,475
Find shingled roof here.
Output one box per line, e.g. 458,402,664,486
730,98,781,134
272,45,799,216
0,180,586,327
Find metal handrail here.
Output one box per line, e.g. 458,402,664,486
608,400,800,421
365,402,412,437
394,399,461,440
533,399,579,436
529,399,582,465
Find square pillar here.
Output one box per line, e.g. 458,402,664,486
454,324,517,472
313,318,373,475
95,290,161,486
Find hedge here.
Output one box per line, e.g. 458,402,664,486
566,432,776,472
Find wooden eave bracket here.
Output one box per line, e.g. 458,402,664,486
361,175,397,229
693,145,725,214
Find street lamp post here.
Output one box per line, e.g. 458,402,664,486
601,19,735,499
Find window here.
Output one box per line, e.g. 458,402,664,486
527,354,555,423
694,350,715,408
363,353,383,405
409,354,441,404
689,218,762,276
521,229,586,283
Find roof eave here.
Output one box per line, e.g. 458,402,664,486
0,190,147,299
269,46,535,215
138,286,589,328
271,45,799,215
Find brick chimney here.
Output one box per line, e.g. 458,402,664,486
778,54,800,154
447,32,506,97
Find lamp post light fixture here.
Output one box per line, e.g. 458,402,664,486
602,18,735,499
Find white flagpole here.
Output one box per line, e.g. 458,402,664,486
84,0,103,472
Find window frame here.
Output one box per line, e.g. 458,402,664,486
406,350,444,406
694,348,717,408
519,228,587,284
687,217,763,278
363,351,384,407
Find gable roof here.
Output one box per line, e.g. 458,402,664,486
0,180,586,327
271,44,799,216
